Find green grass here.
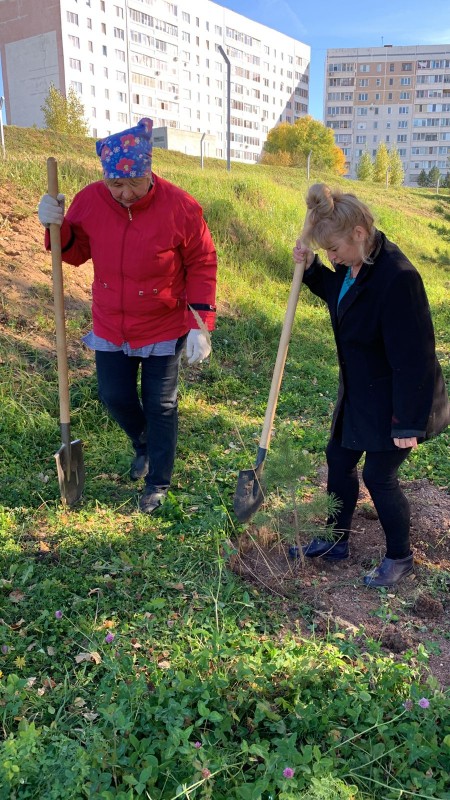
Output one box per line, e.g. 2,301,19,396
0,126,449,799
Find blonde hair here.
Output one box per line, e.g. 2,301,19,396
302,183,375,251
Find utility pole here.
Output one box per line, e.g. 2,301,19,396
218,46,231,172
0,97,5,158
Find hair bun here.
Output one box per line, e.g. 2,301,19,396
306,183,335,217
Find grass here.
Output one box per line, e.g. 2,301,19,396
0,126,449,799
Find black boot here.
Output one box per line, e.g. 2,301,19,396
139,486,167,514
130,453,150,481
290,537,349,561
363,553,414,587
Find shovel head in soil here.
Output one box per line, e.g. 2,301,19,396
55,436,85,507
233,453,266,523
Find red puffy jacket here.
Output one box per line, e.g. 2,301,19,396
45,174,217,348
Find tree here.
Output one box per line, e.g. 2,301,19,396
417,169,428,187
373,142,389,184
428,166,441,188
263,116,346,175
388,148,405,187
41,84,89,136
356,151,374,182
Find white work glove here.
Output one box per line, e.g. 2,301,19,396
185,329,211,365
38,193,65,227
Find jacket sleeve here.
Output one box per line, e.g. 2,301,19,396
44,192,92,266
381,269,437,438
302,255,330,302
179,206,217,331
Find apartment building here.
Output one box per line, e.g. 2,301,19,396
325,44,450,185
0,0,310,164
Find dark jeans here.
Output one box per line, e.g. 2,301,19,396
95,336,186,490
326,437,412,559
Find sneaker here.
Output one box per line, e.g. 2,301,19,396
289,537,349,561
363,553,414,587
130,453,149,481
139,486,167,514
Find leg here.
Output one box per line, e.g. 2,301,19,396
295,438,363,561
362,449,411,559
326,437,363,542
95,350,146,451
140,337,184,491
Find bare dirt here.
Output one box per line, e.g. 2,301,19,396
1,185,449,687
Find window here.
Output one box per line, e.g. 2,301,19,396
359,79,368,87
88,41,93,52
67,11,79,24
117,91,127,102
104,67,109,78
105,88,109,99
118,112,128,122
69,58,81,70
389,63,394,72
399,106,409,114
105,110,110,120
400,77,411,85
100,0,105,10
400,92,410,99
359,64,370,72
91,85,95,96
182,11,190,22
356,135,366,143
114,5,124,17
71,81,82,93
402,62,412,71
182,31,190,42
397,134,407,142
68,35,80,48
357,107,368,116
115,49,125,61
358,93,368,101
114,28,124,39
102,45,107,56
87,18,92,29
89,63,94,74
398,120,408,128
116,70,126,82
101,23,106,34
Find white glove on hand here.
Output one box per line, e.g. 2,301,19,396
186,329,211,365
38,193,65,227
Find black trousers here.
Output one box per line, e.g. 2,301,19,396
95,336,186,490
326,437,412,559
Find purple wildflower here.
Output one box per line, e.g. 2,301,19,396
194,741,202,748
283,767,295,779
201,768,211,779
403,699,413,711
1,645,9,654
55,610,63,620
418,697,430,709
104,632,115,644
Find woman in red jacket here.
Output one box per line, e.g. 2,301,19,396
38,118,217,514
292,183,449,586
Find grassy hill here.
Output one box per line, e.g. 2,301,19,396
0,126,449,799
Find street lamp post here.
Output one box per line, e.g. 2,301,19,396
0,97,5,158
218,45,231,172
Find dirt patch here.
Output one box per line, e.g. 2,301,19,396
229,475,450,688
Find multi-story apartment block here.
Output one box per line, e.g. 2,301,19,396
0,0,310,164
325,44,450,185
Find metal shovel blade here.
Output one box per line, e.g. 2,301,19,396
233,459,265,523
55,439,85,506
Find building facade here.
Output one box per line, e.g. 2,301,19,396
325,44,450,185
0,0,310,164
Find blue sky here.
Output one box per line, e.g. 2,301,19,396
218,0,450,120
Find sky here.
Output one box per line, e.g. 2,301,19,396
217,0,450,120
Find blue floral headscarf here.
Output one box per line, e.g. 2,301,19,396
96,118,153,179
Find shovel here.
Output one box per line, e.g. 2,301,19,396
233,257,306,522
47,157,85,506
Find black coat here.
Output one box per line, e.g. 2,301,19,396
303,231,450,451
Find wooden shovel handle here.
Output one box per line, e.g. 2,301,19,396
259,257,306,449
47,157,71,434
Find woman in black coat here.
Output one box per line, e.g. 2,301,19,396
293,183,449,587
